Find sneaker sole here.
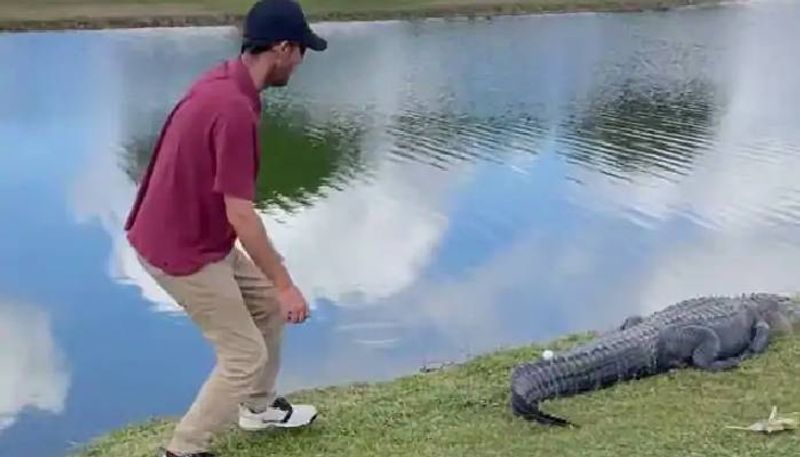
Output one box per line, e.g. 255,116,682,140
239,406,318,431
271,411,318,428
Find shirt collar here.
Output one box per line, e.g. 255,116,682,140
230,57,262,115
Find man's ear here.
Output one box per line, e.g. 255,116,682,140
277,40,292,54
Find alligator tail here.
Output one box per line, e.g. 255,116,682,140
510,391,574,427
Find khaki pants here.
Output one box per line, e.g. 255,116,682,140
139,248,285,454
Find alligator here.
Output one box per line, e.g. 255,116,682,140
509,293,800,426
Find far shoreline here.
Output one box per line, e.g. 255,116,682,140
0,0,725,33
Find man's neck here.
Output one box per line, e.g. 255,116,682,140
241,54,274,91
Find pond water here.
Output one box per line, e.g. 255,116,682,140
2,1,800,455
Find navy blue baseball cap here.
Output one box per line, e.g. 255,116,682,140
243,0,327,51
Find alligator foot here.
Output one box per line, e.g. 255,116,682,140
699,353,749,372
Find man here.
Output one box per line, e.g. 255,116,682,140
124,1,327,456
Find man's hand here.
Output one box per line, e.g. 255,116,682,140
278,285,309,324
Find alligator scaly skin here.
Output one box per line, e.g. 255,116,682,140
509,293,798,426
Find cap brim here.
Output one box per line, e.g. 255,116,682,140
303,29,327,51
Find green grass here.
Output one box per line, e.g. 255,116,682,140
0,0,724,31
75,331,800,457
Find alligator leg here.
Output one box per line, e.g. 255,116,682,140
705,321,772,371
619,315,644,330
660,325,743,372
704,320,772,370
748,320,771,354
689,328,746,371
691,320,772,371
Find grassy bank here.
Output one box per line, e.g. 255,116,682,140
0,0,724,32
76,331,800,457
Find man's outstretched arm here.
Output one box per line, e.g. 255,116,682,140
211,99,309,324
224,194,308,324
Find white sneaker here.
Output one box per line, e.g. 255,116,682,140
238,397,318,431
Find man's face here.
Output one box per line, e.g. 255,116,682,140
269,41,305,87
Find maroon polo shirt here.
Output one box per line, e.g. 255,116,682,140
125,57,262,276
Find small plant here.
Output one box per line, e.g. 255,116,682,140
726,406,799,434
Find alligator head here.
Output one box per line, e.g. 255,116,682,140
751,293,800,334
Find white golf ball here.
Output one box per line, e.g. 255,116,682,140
542,350,554,361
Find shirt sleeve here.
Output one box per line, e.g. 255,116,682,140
212,99,258,201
